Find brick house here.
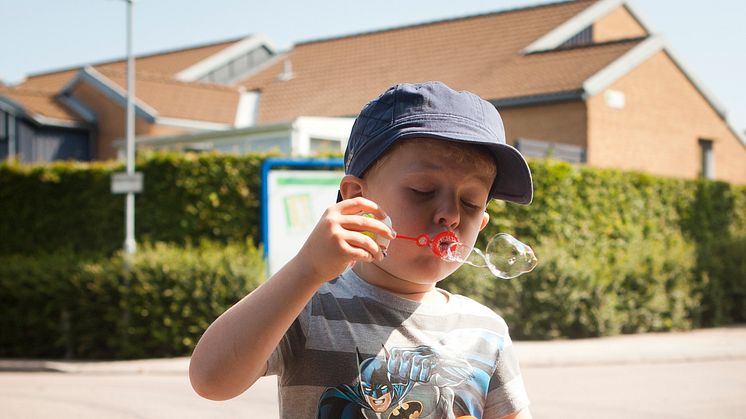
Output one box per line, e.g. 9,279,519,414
0,34,274,161
2,0,745,183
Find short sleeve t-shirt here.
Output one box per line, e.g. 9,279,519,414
266,268,529,419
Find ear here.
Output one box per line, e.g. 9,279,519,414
479,211,490,231
340,175,366,200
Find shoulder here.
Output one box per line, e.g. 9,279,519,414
451,293,508,322
446,293,511,334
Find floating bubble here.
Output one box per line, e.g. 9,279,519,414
456,233,538,279
398,231,537,279
359,213,537,279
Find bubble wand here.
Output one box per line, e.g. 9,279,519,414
363,214,538,279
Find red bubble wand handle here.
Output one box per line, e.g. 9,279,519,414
395,231,459,258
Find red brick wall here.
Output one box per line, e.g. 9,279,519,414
587,51,746,183
500,100,588,148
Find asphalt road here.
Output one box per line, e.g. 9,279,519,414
2,327,745,418
2,359,745,418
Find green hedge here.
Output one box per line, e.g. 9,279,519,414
0,152,264,256
1,153,745,345
0,240,265,359
442,162,746,338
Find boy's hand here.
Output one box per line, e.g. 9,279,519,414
295,197,396,284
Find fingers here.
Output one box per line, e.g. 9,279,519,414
340,240,377,263
387,349,434,383
305,197,395,273
337,197,388,220
339,214,396,240
341,229,384,262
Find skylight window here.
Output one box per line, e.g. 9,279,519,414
559,26,593,49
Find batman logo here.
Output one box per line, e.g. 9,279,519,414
388,400,423,419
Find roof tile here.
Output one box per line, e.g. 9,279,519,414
0,86,82,123
240,1,630,123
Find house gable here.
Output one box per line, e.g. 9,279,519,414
587,50,746,183
581,36,746,150
60,66,158,123
516,0,746,150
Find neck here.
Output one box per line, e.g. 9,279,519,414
351,262,446,304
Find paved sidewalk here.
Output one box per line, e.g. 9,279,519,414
515,324,746,367
2,325,744,374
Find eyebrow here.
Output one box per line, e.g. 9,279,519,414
406,161,494,186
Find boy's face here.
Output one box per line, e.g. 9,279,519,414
343,138,494,289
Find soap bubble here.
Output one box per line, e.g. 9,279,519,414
443,233,537,279
384,218,537,279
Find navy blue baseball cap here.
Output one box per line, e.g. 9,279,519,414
342,81,533,204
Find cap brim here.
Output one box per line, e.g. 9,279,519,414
394,132,533,205
488,143,533,205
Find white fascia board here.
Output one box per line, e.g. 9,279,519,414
57,94,97,123
583,35,664,96
234,89,260,127
65,66,159,123
126,120,291,148
155,117,232,131
29,114,86,128
175,34,277,82
523,0,624,54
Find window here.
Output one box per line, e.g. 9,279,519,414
699,138,714,179
559,26,593,48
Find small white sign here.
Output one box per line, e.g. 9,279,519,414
604,89,626,109
111,172,144,194
267,170,343,275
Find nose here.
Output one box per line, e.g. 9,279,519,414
433,195,460,229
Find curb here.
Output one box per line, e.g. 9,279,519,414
0,358,190,374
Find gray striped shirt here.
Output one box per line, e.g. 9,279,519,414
266,268,529,419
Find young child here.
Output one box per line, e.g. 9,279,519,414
190,81,534,419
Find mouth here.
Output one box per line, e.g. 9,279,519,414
366,395,390,412
431,231,459,257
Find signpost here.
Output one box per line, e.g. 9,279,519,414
111,172,143,194
123,0,137,256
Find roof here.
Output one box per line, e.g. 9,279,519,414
3,36,256,126
19,36,247,92
240,0,613,123
63,67,242,125
0,85,83,126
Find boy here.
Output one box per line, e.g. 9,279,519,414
190,81,534,419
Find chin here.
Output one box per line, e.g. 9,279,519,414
388,257,457,285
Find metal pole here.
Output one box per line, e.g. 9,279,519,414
124,0,136,255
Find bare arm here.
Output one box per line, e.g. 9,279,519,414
189,197,394,400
